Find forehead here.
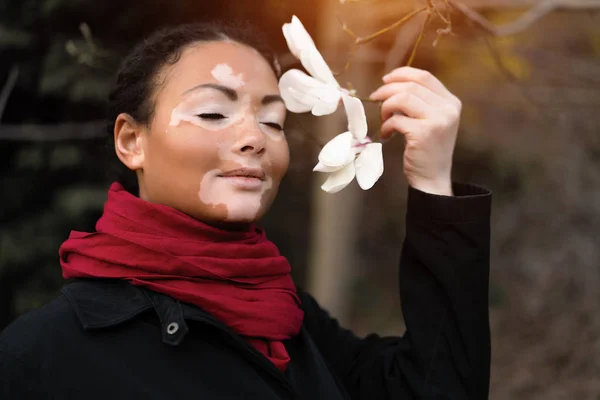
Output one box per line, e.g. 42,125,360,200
163,41,279,96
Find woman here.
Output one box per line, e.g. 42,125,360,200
0,22,491,399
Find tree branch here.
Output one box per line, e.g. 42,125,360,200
407,11,432,66
450,0,600,37
354,6,428,45
384,12,429,72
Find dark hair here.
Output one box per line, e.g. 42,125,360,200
106,21,280,193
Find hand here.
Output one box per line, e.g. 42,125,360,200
369,67,461,196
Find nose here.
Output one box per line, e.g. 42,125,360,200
233,120,267,156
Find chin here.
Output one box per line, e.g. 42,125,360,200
192,206,266,228
223,208,265,224
193,191,274,226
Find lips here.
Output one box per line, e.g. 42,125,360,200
218,168,266,181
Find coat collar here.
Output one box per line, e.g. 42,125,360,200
61,279,308,349
61,279,200,346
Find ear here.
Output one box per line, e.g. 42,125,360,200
114,113,146,171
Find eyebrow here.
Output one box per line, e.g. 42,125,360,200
183,83,237,100
262,94,284,106
183,83,284,106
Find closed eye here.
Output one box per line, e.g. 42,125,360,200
262,122,283,131
197,113,227,120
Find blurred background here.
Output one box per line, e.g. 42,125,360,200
1,0,599,398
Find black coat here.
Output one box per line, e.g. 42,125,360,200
0,184,492,399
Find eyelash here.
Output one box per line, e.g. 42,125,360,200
262,122,283,131
198,113,226,120
197,114,283,131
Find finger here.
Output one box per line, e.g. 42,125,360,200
380,91,434,121
370,81,444,106
382,67,456,101
380,113,424,140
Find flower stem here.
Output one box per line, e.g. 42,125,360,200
434,0,452,25
354,96,379,103
333,44,359,77
374,102,383,142
336,14,358,39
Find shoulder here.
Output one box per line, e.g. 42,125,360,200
0,294,80,396
0,293,81,360
297,288,322,317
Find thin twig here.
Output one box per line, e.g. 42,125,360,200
355,6,428,45
384,11,429,71
0,66,19,123
433,5,451,24
335,6,428,75
354,96,380,103
336,14,358,39
407,12,432,66
443,0,452,22
434,0,452,24
333,44,359,76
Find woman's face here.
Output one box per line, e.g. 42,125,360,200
130,41,289,226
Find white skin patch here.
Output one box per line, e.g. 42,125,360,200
168,86,285,223
199,168,273,221
169,93,285,141
211,63,245,89
169,91,244,130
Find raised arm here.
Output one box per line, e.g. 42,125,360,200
301,183,491,399
301,67,491,399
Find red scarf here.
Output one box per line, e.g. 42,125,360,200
59,182,304,372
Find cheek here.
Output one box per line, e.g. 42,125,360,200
145,123,228,192
259,125,285,142
269,141,290,182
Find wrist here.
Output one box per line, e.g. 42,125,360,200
410,179,453,196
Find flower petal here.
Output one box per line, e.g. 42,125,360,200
282,16,316,60
317,131,355,169
313,161,343,173
278,69,324,113
300,46,339,87
355,143,384,190
342,92,368,140
279,69,341,116
308,86,341,116
321,162,356,193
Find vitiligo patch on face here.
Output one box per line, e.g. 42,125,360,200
169,93,285,141
211,64,245,89
169,92,241,130
198,168,273,222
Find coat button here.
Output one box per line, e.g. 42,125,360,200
166,322,179,335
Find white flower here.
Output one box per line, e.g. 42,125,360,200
279,16,344,116
279,16,384,193
313,94,384,193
